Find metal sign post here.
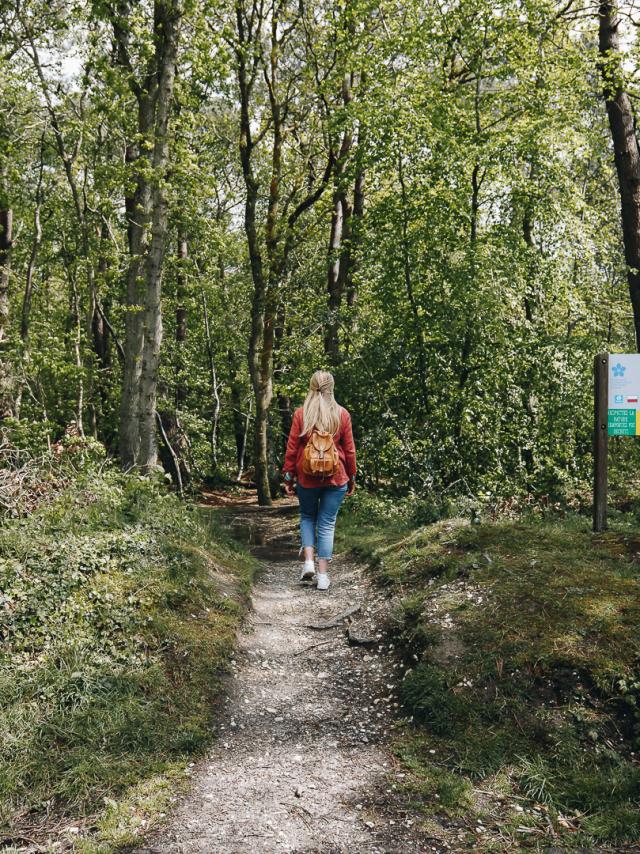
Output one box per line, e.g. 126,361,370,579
593,352,640,532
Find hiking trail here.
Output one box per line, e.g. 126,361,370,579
135,499,436,854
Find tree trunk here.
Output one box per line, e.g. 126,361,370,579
237,395,252,481
344,71,367,324
175,229,188,406
201,286,221,469
0,157,12,417
235,0,333,502
259,10,283,503
325,189,346,363
273,301,292,459
157,408,190,490
324,71,354,364
453,59,485,447
342,162,364,358
520,159,538,478
93,226,111,370
346,165,365,311
244,180,272,502
119,137,149,467
90,223,110,368
598,1,640,350
138,92,176,470
398,149,428,412
248,294,276,502
522,165,535,324
67,266,85,437
0,206,12,419
228,349,247,472
252,378,272,501
453,160,482,443
116,0,183,470
0,212,12,343
21,158,44,343
25,42,111,434
15,160,43,420
237,0,273,505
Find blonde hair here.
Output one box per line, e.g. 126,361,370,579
301,370,341,436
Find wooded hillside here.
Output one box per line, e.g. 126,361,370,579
1,0,640,501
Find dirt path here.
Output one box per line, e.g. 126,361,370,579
135,501,433,854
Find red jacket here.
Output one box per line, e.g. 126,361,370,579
282,406,356,488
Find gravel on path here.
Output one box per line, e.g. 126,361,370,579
135,501,438,854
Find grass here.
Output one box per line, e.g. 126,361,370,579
0,466,256,851
337,492,640,848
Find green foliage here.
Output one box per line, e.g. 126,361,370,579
1,0,639,498
401,665,469,736
342,497,640,844
0,463,255,840
395,738,473,814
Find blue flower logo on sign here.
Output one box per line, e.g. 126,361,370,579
612,362,626,378
615,394,624,403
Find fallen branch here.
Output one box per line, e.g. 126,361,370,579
304,604,361,630
156,411,183,495
293,638,341,656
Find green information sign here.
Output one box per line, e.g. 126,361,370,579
595,353,640,534
608,354,640,436
608,409,637,436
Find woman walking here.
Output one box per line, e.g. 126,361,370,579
282,371,356,590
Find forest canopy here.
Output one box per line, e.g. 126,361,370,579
1,0,639,504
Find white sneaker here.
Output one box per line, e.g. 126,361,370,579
316,573,330,590
300,560,315,581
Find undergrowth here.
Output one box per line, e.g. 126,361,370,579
0,461,255,850
338,492,640,849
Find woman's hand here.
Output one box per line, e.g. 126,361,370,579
346,479,356,497
284,481,296,497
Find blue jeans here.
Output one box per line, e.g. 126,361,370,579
296,483,348,560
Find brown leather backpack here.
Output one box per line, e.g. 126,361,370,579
302,429,340,478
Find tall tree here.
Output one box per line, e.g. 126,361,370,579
324,70,356,365
598,1,640,351
0,72,19,418
0,163,12,418
231,0,333,504
0,173,10,347
111,0,184,470
175,228,188,407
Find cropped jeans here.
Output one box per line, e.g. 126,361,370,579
295,483,348,560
